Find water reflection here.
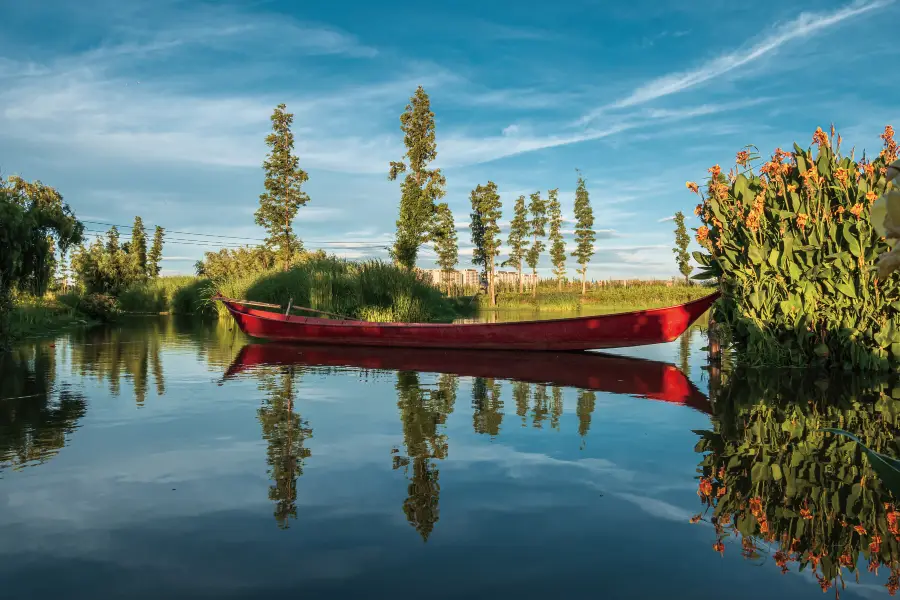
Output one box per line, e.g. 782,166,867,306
696,368,900,596
0,344,86,472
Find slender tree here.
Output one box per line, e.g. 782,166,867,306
524,191,548,298
548,188,566,289
256,103,310,271
571,170,596,295
431,202,458,293
147,226,165,277
128,216,148,282
501,194,530,294
469,182,502,306
389,87,446,269
673,211,693,284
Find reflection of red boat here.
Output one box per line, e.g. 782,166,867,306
224,343,711,414
214,292,718,352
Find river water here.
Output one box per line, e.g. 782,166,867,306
0,316,897,599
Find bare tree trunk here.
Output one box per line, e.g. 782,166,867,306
581,269,586,296
517,264,523,294
489,264,496,306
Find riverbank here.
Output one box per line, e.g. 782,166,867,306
7,295,94,342
476,284,714,311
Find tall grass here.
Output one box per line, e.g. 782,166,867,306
118,276,214,317
8,293,88,340
478,284,714,311
207,257,469,322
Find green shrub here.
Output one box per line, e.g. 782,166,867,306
692,125,900,370
206,256,465,323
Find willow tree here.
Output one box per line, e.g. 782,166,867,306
548,188,566,289
256,103,310,271
469,182,502,306
502,194,529,293
389,86,446,269
525,191,548,297
571,171,596,295
0,176,83,345
672,211,692,284
147,226,165,277
431,202,458,293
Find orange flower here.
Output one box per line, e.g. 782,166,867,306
813,126,830,147
855,524,868,535
716,486,726,497
835,167,849,186
850,203,864,217
888,511,899,535
865,162,876,178
882,125,898,163
868,190,879,203
736,150,750,166
697,477,713,497
708,164,722,179
696,226,710,245
787,183,797,193
749,497,763,517
686,181,699,194
796,213,809,228
718,467,725,479
871,534,883,553
840,553,854,566
759,519,770,534
689,514,702,524
870,559,882,574
713,540,725,555
800,507,813,520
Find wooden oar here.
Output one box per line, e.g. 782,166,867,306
212,295,358,321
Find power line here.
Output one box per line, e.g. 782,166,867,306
81,227,392,248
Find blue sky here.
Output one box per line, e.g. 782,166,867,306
0,0,897,278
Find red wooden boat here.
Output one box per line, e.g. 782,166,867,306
213,291,719,352
223,342,711,414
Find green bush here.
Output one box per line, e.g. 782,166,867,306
207,256,467,323
479,284,713,311
692,125,900,370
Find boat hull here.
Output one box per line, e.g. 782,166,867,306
219,291,719,351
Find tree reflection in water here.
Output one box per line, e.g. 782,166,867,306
394,371,457,541
0,344,86,472
257,365,313,529
694,368,900,596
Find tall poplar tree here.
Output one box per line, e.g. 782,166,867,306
389,86,446,269
547,188,566,289
501,194,530,293
673,211,693,284
571,170,596,295
469,182,502,306
431,202,458,292
128,216,148,282
524,191,547,298
256,103,310,271
147,226,165,277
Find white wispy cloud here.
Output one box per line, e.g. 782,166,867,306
578,0,888,124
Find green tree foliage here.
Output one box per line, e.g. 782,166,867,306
431,202,458,291
128,216,148,282
525,191,547,298
548,188,566,289
256,103,310,271
672,210,692,283
389,87,446,269
502,195,530,293
576,390,596,440
196,246,278,281
0,175,83,344
469,182,503,306
147,225,165,277
571,171,596,295
70,218,164,296
257,366,313,529
692,126,900,370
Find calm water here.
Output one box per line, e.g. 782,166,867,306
0,316,897,599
